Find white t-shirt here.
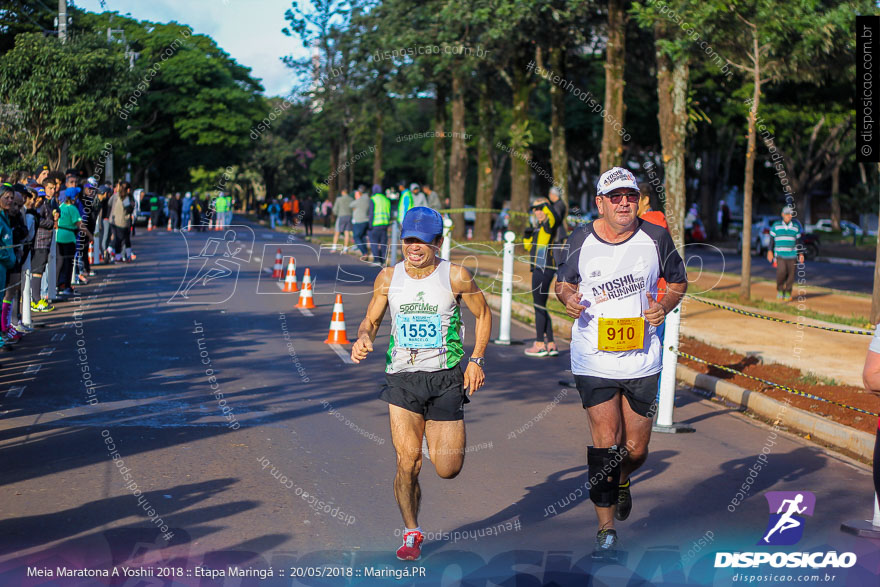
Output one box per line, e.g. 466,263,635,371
556,220,687,379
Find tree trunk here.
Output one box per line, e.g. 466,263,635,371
433,83,447,203
509,64,532,234
549,47,568,200
338,129,349,194
448,70,467,240
655,23,689,253
372,109,385,188
830,160,841,231
739,33,761,300
475,83,495,243
600,0,627,171
699,150,719,240
328,140,339,202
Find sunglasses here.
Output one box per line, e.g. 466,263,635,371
603,191,640,204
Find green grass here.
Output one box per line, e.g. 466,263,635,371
797,372,840,387
693,289,872,329
472,273,570,319
815,230,877,247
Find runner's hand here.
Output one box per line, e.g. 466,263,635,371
463,362,484,396
766,251,773,263
643,293,666,327
351,334,373,363
564,292,588,319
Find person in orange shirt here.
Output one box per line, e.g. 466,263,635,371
291,196,300,226
638,185,668,399
282,198,293,226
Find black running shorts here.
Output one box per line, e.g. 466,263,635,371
380,365,468,421
574,373,659,418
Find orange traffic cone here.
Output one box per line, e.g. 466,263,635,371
167,219,172,231
147,217,153,231
324,293,350,344
272,249,283,279
89,242,98,266
296,269,316,309
283,257,299,292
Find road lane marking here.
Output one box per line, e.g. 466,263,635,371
297,308,313,317
6,386,25,398
51,333,66,341
38,347,55,356
329,344,354,364
24,364,41,375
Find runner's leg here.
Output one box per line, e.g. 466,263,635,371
389,404,426,529
424,419,465,479
586,395,623,529
619,396,654,482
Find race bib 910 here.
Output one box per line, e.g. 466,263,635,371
397,314,442,348
597,317,645,352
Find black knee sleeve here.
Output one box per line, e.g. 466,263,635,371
588,446,621,507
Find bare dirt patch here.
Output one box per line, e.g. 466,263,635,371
679,336,879,434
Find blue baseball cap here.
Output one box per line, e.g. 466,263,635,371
59,187,79,203
401,207,443,243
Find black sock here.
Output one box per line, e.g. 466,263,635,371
30,275,41,302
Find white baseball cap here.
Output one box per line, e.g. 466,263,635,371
597,167,639,195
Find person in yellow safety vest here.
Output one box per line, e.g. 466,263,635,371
213,192,227,228
397,184,413,224
368,185,391,265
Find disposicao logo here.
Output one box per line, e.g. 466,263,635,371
715,491,857,570
760,491,815,546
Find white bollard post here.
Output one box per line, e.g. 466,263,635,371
875,493,880,527
493,231,516,345
21,254,32,328
390,221,400,265
840,492,880,538
652,303,695,433
440,217,452,260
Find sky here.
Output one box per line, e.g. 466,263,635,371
74,0,308,96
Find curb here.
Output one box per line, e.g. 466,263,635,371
815,256,875,267
676,364,875,461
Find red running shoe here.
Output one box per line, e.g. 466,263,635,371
395,530,424,561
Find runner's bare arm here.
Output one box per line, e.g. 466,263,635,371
351,268,392,363
555,280,587,319
644,281,687,326
450,264,490,394
863,350,880,396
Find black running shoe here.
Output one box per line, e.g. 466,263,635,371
615,479,632,521
592,528,619,560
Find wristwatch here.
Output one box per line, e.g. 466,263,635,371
468,357,485,368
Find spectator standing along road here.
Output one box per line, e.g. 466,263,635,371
301,196,315,239
350,186,371,259
522,198,561,358
182,192,193,231
767,205,804,301
332,189,354,251
368,186,391,265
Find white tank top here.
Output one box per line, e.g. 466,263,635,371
386,260,464,374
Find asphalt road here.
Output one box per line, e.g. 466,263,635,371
683,245,873,294
0,221,876,587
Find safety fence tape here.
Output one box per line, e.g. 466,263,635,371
675,349,878,417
